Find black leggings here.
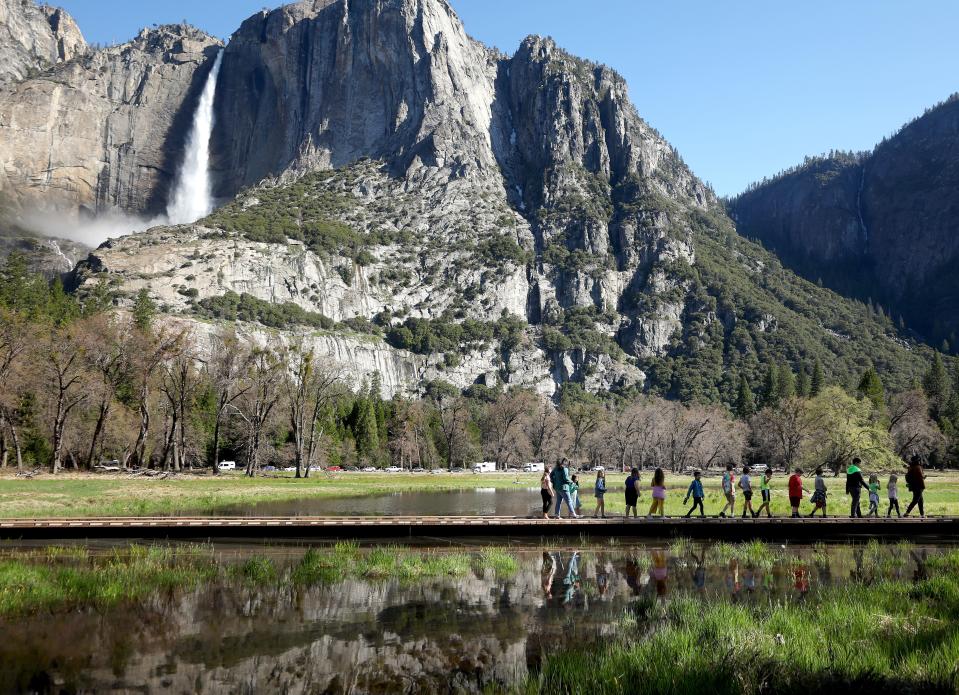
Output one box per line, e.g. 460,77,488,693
905,491,924,517
850,490,862,518
887,499,901,517
541,489,553,514
685,498,705,517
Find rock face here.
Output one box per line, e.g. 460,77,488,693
730,96,959,346
0,0,85,85
0,20,222,219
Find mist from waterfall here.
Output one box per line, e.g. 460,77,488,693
166,50,224,225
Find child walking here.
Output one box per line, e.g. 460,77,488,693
754,468,773,518
648,467,666,517
593,469,607,518
788,468,806,518
886,473,901,518
808,467,827,517
570,474,582,516
866,473,880,517
624,467,640,518
739,466,754,518
684,470,705,517
719,463,736,518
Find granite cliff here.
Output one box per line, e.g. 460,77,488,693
729,95,959,348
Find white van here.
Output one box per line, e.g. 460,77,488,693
523,462,545,473
217,461,237,471
472,461,497,473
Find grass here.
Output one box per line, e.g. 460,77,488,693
1,470,958,519
520,550,959,694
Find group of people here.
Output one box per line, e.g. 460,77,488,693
538,455,929,520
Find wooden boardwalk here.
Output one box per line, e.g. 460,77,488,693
1,515,956,541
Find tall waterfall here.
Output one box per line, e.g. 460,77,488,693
166,50,224,224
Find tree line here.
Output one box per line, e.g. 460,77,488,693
0,252,956,475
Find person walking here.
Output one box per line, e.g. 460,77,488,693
788,468,806,518
551,459,578,519
808,466,827,517
624,467,640,518
719,463,736,518
886,473,901,518
754,468,774,518
593,469,607,518
739,466,754,518
540,466,554,519
684,470,705,517
903,455,927,518
845,458,869,518
648,467,667,517
866,473,881,517
570,474,582,516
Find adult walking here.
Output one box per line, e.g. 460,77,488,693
903,454,927,518
550,458,578,519
540,466,555,519
845,458,869,518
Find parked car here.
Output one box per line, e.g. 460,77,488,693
472,461,497,473
361,466,377,473
345,466,360,472
262,465,277,472
385,466,403,473
592,465,605,472
450,466,465,474
282,466,297,473
411,467,425,473
326,465,343,472
522,462,545,473
217,461,237,471
431,469,446,475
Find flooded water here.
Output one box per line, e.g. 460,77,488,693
213,488,545,517
0,540,950,694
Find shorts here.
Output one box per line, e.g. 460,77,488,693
761,489,771,502
789,496,801,508
595,490,605,498
811,490,826,505
743,490,753,501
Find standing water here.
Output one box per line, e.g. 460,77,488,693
166,50,224,224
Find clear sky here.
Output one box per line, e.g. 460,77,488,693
56,0,959,196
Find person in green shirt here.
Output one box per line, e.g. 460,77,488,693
549,459,578,519
754,468,773,518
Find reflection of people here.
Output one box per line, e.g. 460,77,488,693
904,455,927,518
596,559,610,598
725,558,741,602
794,564,810,598
625,468,640,518
563,552,581,607
540,467,555,519
541,552,556,600
691,549,706,593
650,549,668,598
648,468,666,517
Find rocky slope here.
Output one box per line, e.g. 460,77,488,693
729,95,959,348
0,19,222,220
72,0,933,401
0,0,85,85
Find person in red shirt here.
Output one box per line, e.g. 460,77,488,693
788,468,806,518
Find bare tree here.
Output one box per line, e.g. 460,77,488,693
78,314,132,467
751,397,819,472
231,348,283,477
42,325,88,474
159,343,203,471
482,390,535,468
0,310,29,469
605,401,654,472
204,329,251,474
563,397,604,465
438,394,471,470
654,401,713,473
127,326,183,469
284,345,343,478
523,398,570,464
888,390,945,460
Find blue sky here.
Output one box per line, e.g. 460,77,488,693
57,0,959,196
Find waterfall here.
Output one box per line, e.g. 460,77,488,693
166,50,224,224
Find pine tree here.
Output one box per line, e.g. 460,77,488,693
354,396,380,463
922,353,950,421
133,288,156,331
777,364,796,400
734,374,755,420
796,367,811,398
810,361,825,397
857,366,885,410
761,364,780,408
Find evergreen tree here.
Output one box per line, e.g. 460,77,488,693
796,367,811,398
777,364,796,400
734,374,755,419
354,396,380,463
857,366,885,410
810,361,825,397
132,288,156,331
922,353,951,421
761,364,780,408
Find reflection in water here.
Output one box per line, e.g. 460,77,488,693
0,542,948,694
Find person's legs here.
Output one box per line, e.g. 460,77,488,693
918,493,924,517
904,491,921,517
564,490,578,518
541,490,551,517
697,498,705,516
554,492,564,518
850,491,861,518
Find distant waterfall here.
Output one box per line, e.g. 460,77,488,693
166,50,224,224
